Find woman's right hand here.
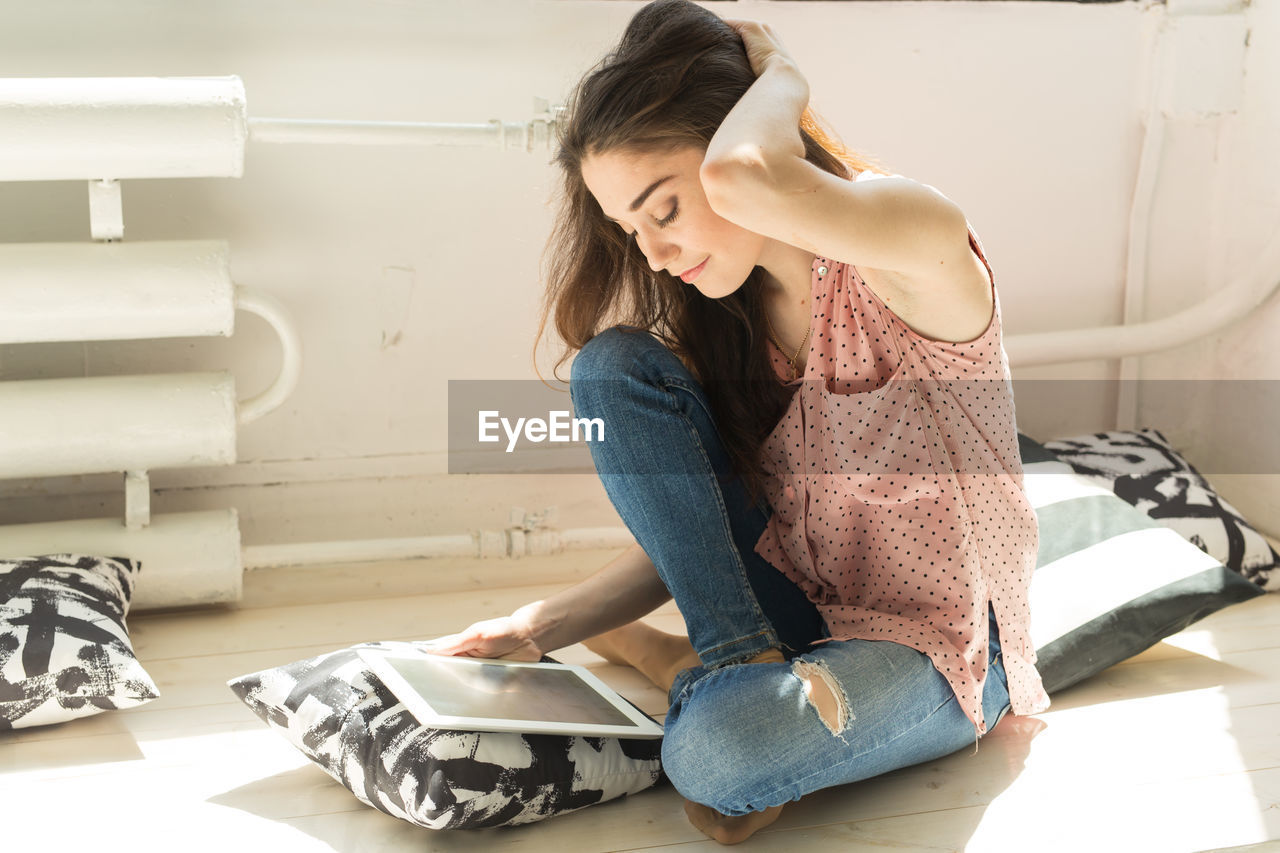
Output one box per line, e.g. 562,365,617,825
422,544,670,662
422,612,545,661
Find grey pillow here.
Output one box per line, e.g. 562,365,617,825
1041,428,1277,591
227,641,664,830
1020,434,1263,694
0,554,159,729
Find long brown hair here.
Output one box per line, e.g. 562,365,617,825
535,0,888,505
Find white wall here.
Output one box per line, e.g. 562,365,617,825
0,0,1276,543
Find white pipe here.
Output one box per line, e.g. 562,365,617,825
1115,19,1172,430
0,247,299,424
0,510,242,611
0,372,237,479
556,527,636,552
1004,207,1280,367
242,526,636,570
234,285,303,426
247,117,553,152
0,76,246,181
0,240,234,344
243,535,481,569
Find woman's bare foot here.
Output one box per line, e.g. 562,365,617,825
585,623,786,693
684,800,785,845
583,621,701,694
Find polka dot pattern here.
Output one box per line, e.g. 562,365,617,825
754,224,1052,740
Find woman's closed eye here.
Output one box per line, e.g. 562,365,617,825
623,204,680,240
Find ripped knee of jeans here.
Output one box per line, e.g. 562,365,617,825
792,659,853,736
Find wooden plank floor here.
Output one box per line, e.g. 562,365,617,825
4,549,1280,852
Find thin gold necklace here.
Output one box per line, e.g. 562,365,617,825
764,310,810,382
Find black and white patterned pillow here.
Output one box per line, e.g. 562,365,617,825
1042,428,1278,592
1,554,159,729
227,641,664,830
1019,435,1264,694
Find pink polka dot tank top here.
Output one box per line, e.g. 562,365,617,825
755,183,1052,742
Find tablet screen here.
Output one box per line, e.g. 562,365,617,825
379,654,637,727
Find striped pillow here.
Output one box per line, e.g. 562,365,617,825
1042,428,1278,591
1019,435,1263,695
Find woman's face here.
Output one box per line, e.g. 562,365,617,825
580,144,766,299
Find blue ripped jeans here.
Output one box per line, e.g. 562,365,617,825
569,325,1012,817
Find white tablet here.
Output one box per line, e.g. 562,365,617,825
355,647,665,739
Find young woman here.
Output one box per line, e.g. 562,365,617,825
428,0,1051,843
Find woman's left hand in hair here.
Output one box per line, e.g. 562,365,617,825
722,17,801,78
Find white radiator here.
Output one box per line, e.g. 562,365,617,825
0,76,299,611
